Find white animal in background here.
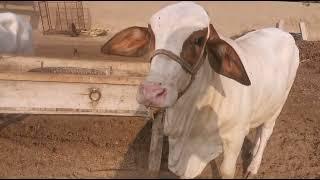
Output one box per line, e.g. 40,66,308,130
101,2,299,179
0,12,33,147
0,12,33,55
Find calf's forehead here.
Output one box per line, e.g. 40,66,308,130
149,2,210,54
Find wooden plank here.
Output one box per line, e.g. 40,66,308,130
300,21,308,40
276,19,285,30
148,111,164,175
0,80,148,116
0,55,150,76
0,72,144,85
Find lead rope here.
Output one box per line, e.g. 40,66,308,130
147,106,165,128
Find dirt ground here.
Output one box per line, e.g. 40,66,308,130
0,2,320,179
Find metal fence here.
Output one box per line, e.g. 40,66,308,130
38,1,90,35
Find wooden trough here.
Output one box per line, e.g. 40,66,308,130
0,55,164,176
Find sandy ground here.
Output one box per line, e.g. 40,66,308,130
0,1,319,179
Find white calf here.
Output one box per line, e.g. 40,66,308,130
0,12,33,55
101,2,299,179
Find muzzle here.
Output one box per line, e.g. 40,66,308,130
148,26,211,100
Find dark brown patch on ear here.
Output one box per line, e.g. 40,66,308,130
207,39,251,86
207,23,251,86
101,26,151,57
180,28,207,65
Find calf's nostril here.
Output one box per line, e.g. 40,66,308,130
156,88,166,97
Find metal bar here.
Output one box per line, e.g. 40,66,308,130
57,2,62,31
75,2,80,29
38,1,45,33
70,2,75,29
80,1,85,29
77,2,81,29
32,1,36,11
64,1,69,30
44,1,52,30
76,1,84,29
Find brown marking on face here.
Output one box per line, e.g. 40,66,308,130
179,23,250,85
180,28,208,65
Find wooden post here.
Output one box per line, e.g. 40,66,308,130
148,111,164,176
276,19,285,30
300,21,308,41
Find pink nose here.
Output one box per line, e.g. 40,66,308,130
138,82,167,106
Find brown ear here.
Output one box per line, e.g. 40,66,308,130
101,26,152,57
206,24,251,86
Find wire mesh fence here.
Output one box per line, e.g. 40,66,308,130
38,1,90,35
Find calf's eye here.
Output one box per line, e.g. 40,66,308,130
195,37,204,46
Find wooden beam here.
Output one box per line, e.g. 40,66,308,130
0,55,150,76
0,80,148,116
299,21,308,40
0,55,150,116
0,72,144,85
148,111,164,175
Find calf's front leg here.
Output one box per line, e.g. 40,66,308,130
219,131,246,179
